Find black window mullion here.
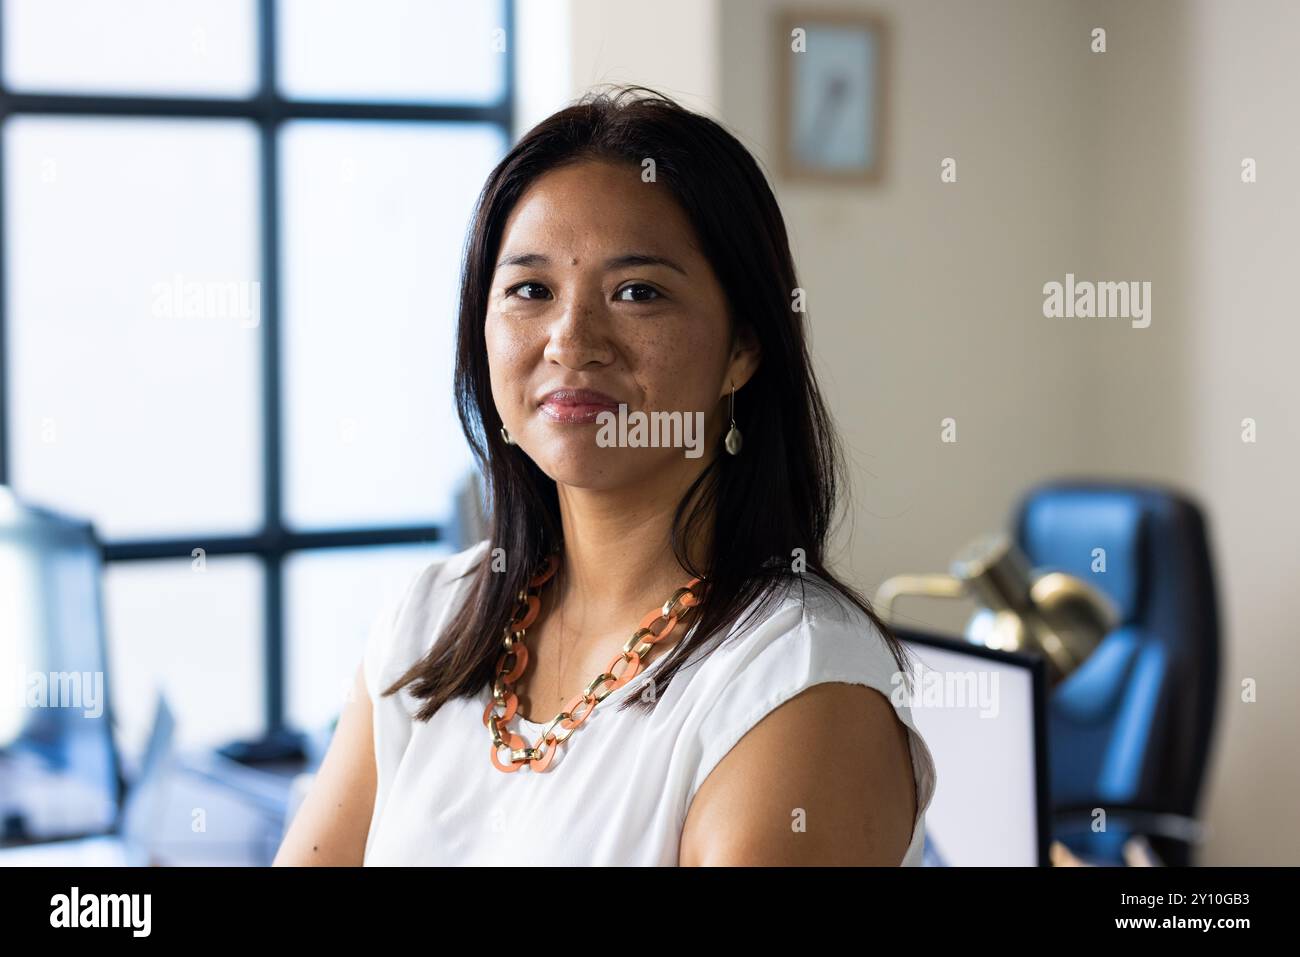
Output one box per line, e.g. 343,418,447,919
257,0,286,738
0,8,9,487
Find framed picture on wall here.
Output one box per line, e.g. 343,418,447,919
778,9,889,183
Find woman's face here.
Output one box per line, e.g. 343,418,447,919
485,159,757,491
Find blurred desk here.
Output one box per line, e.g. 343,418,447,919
0,748,308,867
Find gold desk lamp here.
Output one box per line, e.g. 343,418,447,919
874,532,1119,687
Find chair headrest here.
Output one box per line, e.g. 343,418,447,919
1019,489,1143,622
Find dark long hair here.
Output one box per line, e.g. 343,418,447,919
385,86,912,720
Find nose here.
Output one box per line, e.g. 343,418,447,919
542,285,615,370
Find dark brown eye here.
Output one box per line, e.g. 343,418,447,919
509,282,552,300
616,283,661,302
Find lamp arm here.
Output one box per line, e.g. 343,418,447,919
873,573,966,622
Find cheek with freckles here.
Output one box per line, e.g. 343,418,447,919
485,313,543,424
623,316,730,416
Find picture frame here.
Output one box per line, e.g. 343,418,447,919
777,9,889,184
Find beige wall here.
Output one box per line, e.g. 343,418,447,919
517,0,721,130
719,0,1097,637
525,0,1299,864
1078,0,1300,866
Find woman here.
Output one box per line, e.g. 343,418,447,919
275,87,937,867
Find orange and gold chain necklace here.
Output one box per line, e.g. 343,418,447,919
483,554,705,772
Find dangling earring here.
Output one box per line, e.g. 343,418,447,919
500,425,515,446
724,381,743,455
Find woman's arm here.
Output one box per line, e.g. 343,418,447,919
273,663,377,866
679,682,917,866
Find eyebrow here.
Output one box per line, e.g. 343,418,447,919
495,251,688,276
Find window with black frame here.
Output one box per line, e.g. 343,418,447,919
0,0,512,759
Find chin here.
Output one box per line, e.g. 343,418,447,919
528,440,671,491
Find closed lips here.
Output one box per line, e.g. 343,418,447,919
538,389,622,423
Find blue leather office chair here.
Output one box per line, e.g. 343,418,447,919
1012,479,1221,866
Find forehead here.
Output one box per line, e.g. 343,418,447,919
497,159,702,260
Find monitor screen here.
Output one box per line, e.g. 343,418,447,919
895,628,1048,866
0,491,121,843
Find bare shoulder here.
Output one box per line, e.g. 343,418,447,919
273,663,376,866
679,680,917,866
273,543,490,866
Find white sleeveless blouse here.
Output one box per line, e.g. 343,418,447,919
362,540,937,866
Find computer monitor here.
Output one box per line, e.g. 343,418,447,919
894,626,1051,866
0,488,123,844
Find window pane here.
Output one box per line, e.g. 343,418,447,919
276,0,506,104
2,0,257,97
5,117,262,540
103,556,264,754
284,543,450,732
279,120,504,530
